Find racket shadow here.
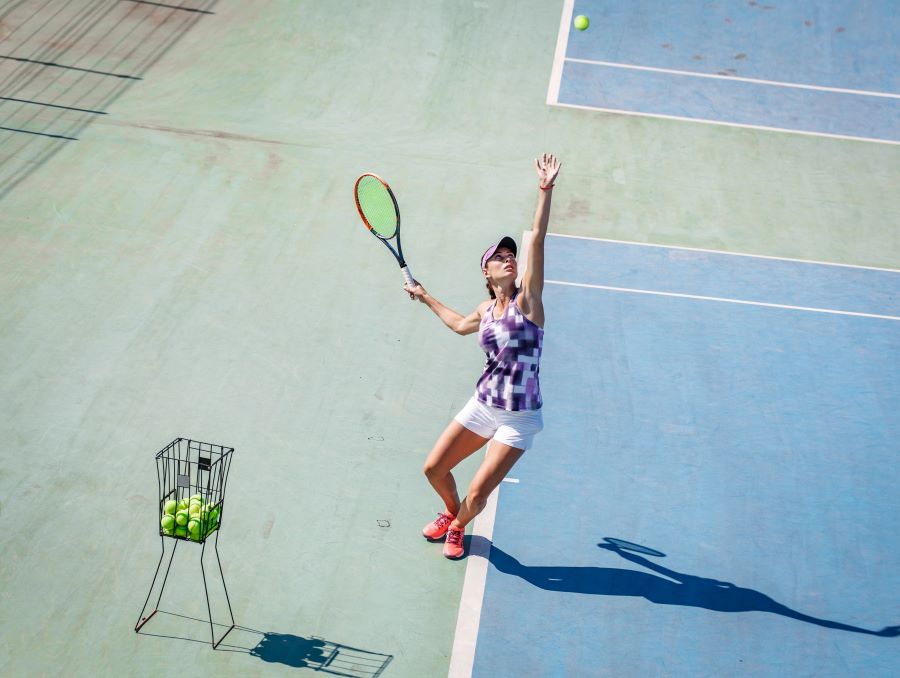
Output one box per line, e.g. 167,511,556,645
477,537,899,637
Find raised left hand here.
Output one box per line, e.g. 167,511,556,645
535,153,561,189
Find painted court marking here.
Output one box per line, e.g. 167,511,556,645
548,101,900,146
448,485,501,678
545,279,900,322
547,3,900,145
565,58,900,100
448,231,898,675
545,233,900,320
546,0,575,106
450,233,534,677
549,233,900,274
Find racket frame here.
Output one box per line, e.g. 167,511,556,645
354,173,414,287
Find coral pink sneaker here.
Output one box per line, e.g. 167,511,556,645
443,527,465,559
422,512,455,540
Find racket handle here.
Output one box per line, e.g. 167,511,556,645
401,266,414,288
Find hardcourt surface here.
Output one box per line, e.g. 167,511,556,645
0,1,897,677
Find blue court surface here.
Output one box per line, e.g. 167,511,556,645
550,0,900,143
471,236,900,677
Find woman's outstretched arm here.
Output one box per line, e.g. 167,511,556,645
406,281,490,335
520,153,561,324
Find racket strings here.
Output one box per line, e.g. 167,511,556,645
356,175,398,238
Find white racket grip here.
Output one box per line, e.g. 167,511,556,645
401,266,414,289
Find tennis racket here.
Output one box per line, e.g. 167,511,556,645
354,173,414,290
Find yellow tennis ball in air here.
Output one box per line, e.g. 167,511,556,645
574,14,590,31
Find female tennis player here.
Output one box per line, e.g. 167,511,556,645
404,153,560,558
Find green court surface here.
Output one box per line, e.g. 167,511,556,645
0,1,897,676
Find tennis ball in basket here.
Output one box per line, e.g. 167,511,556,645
177,499,189,511
163,500,177,515
189,503,202,516
174,525,188,538
161,514,175,531
574,14,589,30
188,518,201,534
175,510,189,526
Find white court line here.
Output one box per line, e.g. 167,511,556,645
547,233,900,274
565,58,900,100
448,484,501,678
550,100,900,146
547,279,900,322
449,230,896,678
449,226,530,676
449,225,532,675
546,0,575,105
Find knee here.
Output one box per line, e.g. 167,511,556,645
466,486,489,512
423,459,443,480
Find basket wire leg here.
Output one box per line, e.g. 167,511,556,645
200,530,235,648
135,536,179,632
214,529,237,626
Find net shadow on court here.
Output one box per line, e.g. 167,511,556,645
0,0,217,200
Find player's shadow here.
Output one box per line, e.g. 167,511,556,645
481,537,899,637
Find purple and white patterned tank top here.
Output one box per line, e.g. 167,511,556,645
475,290,543,411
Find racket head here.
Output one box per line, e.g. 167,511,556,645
354,173,400,239
600,537,666,558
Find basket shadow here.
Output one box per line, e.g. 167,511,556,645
243,629,393,676
136,613,393,675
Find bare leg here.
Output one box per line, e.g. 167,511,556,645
423,420,490,515
452,441,525,530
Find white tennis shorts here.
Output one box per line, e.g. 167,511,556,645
454,396,544,451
